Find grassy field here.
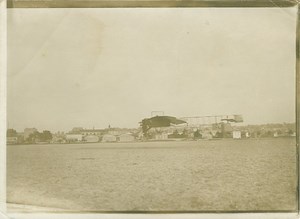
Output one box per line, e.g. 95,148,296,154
7,138,297,212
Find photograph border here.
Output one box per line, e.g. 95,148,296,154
0,0,7,218
5,0,299,8
2,0,300,218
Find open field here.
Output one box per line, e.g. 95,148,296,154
7,138,297,212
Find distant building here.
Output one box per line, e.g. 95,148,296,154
71,127,84,134
155,133,168,140
108,130,119,136
85,135,99,143
102,134,117,142
81,129,105,136
7,129,19,144
107,128,127,136
233,131,242,139
7,136,18,144
66,134,83,142
119,133,135,142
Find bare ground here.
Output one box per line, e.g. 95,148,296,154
6,138,297,212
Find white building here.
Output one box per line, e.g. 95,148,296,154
155,133,168,140
119,133,135,142
102,134,117,142
7,136,18,144
66,134,83,142
233,131,242,139
85,135,99,143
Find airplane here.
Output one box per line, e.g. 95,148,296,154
140,115,187,138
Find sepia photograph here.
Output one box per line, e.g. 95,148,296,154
4,4,299,216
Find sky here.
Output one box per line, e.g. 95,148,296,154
7,8,297,132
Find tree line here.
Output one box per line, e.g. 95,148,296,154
7,129,53,143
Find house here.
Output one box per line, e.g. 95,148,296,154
155,133,168,140
85,135,99,143
71,127,84,133
66,134,83,142
7,136,18,144
119,133,135,142
81,129,105,136
102,134,117,142
233,130,242,139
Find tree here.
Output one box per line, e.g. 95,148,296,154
288,129,294,135
27,131,39,143
182,129,188,138
27,130,52,143
193,129,202,139
7,129,17,137
168,130,181,138
42,130,53,141
215,131,223,138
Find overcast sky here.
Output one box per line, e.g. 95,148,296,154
7,8,297,132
